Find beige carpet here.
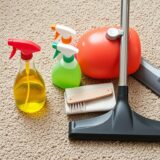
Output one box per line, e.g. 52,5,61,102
1,0,160,159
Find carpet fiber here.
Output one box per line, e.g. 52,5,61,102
0,0,160,159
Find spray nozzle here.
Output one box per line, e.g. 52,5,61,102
51,24,76,44
52,42,79,63
8,38,41,60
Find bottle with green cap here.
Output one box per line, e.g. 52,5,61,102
52,42,81,89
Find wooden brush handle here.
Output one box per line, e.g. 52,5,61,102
67,88,113,104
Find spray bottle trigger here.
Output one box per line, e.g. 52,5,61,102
51,24,59,40
9,47,17,59
54,32,60,40
53,50,61,59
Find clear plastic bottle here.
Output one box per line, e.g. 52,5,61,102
8,38,46,113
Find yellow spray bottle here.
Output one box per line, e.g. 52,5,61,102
8,39,46,113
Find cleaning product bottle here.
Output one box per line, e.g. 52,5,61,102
51,42,81,89
8,38,46,113
51,24,76,44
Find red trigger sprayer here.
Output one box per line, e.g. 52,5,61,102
8,39,46,113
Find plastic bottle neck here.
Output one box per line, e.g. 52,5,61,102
19,58,36,73
63,55,74,63
60,58,77,69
